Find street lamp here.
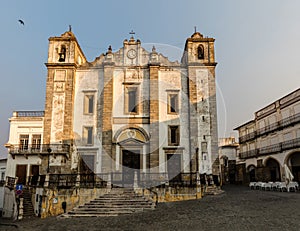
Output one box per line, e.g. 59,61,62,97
47,147,52,173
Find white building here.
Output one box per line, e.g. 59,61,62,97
5,111,44,185
234,88,300,183
218,137,238,184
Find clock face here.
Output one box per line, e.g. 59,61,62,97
127,49,137,59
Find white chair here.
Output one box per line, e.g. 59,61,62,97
264,182,272,191
287,182,299,192
249,182,256,190
256,182,264,190
271,182,281,191
278,182,287,192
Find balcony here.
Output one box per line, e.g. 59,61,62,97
239,131,256,143
14,111,44,117
239,137,300,159
257,121,280,136
259,143,281,155
7,144,70,158
239,112,300,144
281,112,300,128
240,149,258,159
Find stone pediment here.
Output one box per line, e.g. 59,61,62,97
86,38,180,67
118,138,145,146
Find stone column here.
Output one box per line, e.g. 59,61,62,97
149,65,160,172
101,65,114,173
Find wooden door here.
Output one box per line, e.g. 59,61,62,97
122,150,140,186
16,165,27,185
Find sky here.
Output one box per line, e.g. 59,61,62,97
1,0,300,159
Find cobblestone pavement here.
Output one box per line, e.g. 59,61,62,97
1,185,300,231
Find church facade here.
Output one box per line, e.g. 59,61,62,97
6,29,219,188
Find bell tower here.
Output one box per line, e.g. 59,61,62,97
182,30,219,177
42,29,86,174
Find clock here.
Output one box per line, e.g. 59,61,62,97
127,49,137,59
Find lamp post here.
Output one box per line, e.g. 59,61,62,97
47,147,52,173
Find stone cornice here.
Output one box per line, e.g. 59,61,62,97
45,63,78,68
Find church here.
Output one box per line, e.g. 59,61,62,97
4,28,219,217
41,29,219,181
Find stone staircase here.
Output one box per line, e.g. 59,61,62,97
60,188,155,217
21,187,35,218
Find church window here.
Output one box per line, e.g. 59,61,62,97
125,86,139,114
168,93,178,114
84,94,94,114
198,45,204,60
19,134,29,151
168,126,180,146
59,45,66,62
83,127,93,145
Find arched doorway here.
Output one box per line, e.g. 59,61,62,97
114,126,149,187
289,152,300,182
265,158,280,182
248,165,256,182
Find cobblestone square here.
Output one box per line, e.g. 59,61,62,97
1,185,300,231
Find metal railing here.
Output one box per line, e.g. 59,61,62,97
14,111,45,117
19,172,201,189
8,144,70,155
240,137,300,159
239,112,300,143
240,149,258,159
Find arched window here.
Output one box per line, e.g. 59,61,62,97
59,45,66,62
198,45,204,60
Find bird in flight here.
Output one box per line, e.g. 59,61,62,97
18,19,25,25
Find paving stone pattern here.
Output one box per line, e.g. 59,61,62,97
1,185,299,231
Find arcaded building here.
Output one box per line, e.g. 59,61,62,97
5,29,219,187
235,88,300,184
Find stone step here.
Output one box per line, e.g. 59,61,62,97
78,205,154,209
83,202,152,206
62,188,155,217
98,193,138,197
73,207,152,212
92,198,147,201
63,212,132,217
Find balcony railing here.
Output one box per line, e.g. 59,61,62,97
239,131,256,143
256,121,280,136
240,149,258,159
16,172,201,189
8,144,70,155
259,143,281,155
14,111,44,117
239,112,300,143
282,137,300,150
239,137,300,159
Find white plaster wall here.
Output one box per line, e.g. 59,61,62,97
219,147,237,160
6,117,43,178
74,69,99,143
5,155,41,178
158,70,190,172
74,69,101,172
7,119,43,146
113,69,125,117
